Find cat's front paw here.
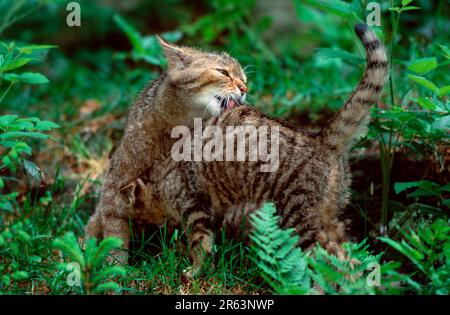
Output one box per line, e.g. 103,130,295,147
182,266,197,280
182,261,214,280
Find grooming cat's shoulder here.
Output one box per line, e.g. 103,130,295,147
216,105,307,134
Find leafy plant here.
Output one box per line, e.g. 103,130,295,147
300,0,360,19
181,0,256,43
380,218,450,294
364,1,449,235
249,203,310,294
307,241,404,295
394,180,450,207
114,14,182,67
250,203,405,295
0,0,52,35
0,221,32,292
0,42,57,212
0,115,59,212
0,42,55,104
53,232,126,295
406,45,450,99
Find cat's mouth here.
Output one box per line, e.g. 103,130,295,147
217,96,240,113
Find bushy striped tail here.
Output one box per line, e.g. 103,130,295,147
319,23,388,153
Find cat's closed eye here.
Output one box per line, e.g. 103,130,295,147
216,68,230,77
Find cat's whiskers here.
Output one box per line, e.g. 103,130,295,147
243,64,256,72
229,94,240,106
243,64,257,77
198,84,244,120
202,94,221,119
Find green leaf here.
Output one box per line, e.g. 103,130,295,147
416,97,436,110
407,74,438,93
18,44,57,54
401,0,413,5
315,48,365,65
158,31,182,43
28,255,42,264
113,15,145,54
11,271,29,281
437,44,450,60
22,159,42,180
17,230,31,242
0,200,14,212
407,57,437,75
0,131,50,140
4,72,49,84
0,115,18,127
302,0,354,17
35,120,60,131
400,6,421,11
11,120,34,131
379,237,424,271
438,86,450,97
394,181,423,194
0,58,33,73
388,7,401,13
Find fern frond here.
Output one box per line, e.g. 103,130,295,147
250,203,310,294
249,203,409,295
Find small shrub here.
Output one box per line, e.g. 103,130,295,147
52,232,126,295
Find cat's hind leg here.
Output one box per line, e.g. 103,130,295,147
183,204,215,277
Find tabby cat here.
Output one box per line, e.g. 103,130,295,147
85,36,249,262
117,23,388,274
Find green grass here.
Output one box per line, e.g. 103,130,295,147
0,195,265,294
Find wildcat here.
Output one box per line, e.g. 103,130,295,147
85,36,249,262
116,23,388,274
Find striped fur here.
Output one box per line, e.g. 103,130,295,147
87,24,388,273
119,24,388,274
320,23,388,153
85,36,248,264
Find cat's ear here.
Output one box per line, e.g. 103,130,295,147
119,182,137,206
157,35,191,69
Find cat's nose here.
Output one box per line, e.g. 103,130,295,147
238,83,248,94
235,79,248,94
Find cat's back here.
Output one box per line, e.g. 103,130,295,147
196,106,339,211
206,105,320,150
209,106,295,129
